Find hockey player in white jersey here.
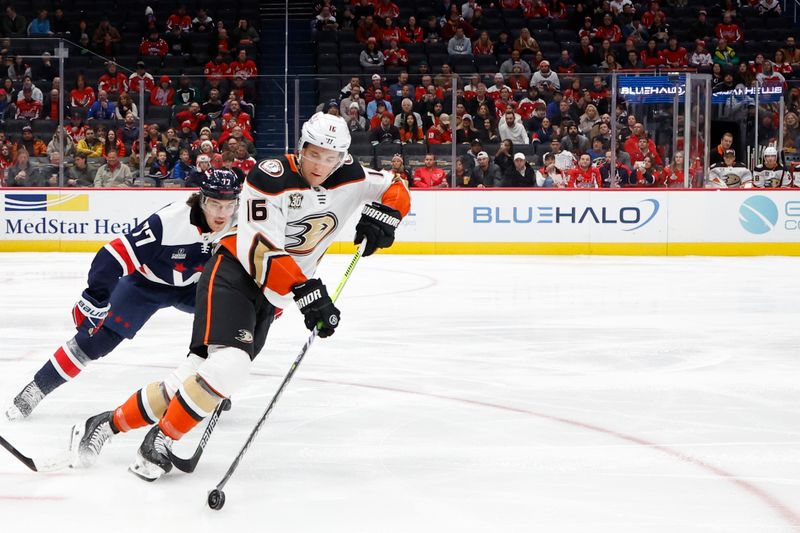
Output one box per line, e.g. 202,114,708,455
70,112,411,480
706,149,752,188
749,146,791,188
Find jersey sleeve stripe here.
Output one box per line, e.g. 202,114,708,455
380,180,411,217
119,234,144,269
264,255,307,296
102,242,131,274
107,238,136,275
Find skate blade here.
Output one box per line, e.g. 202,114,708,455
68,424,85,468
128,453,166,482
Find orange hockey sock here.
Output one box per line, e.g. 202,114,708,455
159,376,222,440
112,382,169,433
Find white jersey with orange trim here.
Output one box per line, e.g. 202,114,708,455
750,164,790,188
220,153,411,308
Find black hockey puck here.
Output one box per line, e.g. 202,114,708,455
221,398,232,412
207,489,226,510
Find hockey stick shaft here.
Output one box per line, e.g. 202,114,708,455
168,398,231,473
0,434,71,472
212,242,366,492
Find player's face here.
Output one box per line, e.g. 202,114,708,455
202,198,237,232
300,144,343,186
765,155,778,167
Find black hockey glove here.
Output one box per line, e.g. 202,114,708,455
292,278,341,338
354,202,402,257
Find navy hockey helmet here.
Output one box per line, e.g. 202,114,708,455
199,169,242,200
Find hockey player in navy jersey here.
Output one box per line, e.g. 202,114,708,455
5,170,242,421
70,111,411,479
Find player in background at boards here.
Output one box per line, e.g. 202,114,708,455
69,112,411,481
5,170,242,421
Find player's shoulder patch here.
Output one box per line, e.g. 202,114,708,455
248,154,306,194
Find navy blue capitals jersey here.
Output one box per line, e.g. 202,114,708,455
83,199,234,304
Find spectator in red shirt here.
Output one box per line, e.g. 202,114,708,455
232,145,256,175
15,87,42,120
128,61,155,94
567,154,601,188
661,36,688,68
384,38,408,67
140,30,168,58
175,102,208,133
356,15,382,43
381,16,401,45
640,39,664,68
150,76,174,106
98,62,128,99
473,30,494,56
595,13,622,43
400,15,423,43
426,113,453,144
205,53,230,83
635,155,662,186
441,12,474,40
715,13,743,44
374,0,400,20
641,1,665,29
522,0,549,19
413,153,448,188
229,49,258,79
222,100,252,132
166,6,192,33
70,73,96,109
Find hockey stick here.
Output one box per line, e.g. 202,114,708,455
0,433,72,472
206,242,367,510
167,397,232,473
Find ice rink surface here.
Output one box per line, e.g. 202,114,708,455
0,252,799,533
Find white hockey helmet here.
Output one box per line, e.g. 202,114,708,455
298,111,351,176
763,146,778,158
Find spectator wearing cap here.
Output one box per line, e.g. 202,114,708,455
316,98,340,115
505,152,536,187
365,74,389,103
87,90,116,121
76,127,104,159
150,76,175,106
689,10,714,41
498,110,529,145
470,150,502,187
689,40,712,70
15,88,43,120
140,30,169,58
426,113,452,144
413,153,448,188
388,153,410,184
500,50,532,81
17,126,47,156
360,37,385,69
178,120,199,145
366,88,393,119
487,73,512,98
369,111,401,145
457,114,480,144
345,103,368,132
341,86,366,117
531,61,560,96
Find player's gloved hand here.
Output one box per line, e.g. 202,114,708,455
292,278,340,338
354,202,402,257
71,292,110,336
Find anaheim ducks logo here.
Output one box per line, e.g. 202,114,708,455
724,173,741,187
343,153,353,165
258,159,284,177
286,213,338,255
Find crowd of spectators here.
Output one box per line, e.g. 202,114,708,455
0,2,260,187
314,0,800,188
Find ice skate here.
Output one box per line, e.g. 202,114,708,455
6,381,45,421
69,411,115,468
129,425,173,482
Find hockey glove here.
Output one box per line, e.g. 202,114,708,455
292,278,341,338
354,202,402,257
71,292,110,336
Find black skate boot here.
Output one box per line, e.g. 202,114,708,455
69,411,116,468
129,425,173,482
6,381,45,421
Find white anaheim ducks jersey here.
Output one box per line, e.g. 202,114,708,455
750,164,789,188
219,153,410,308
706,163,752,188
